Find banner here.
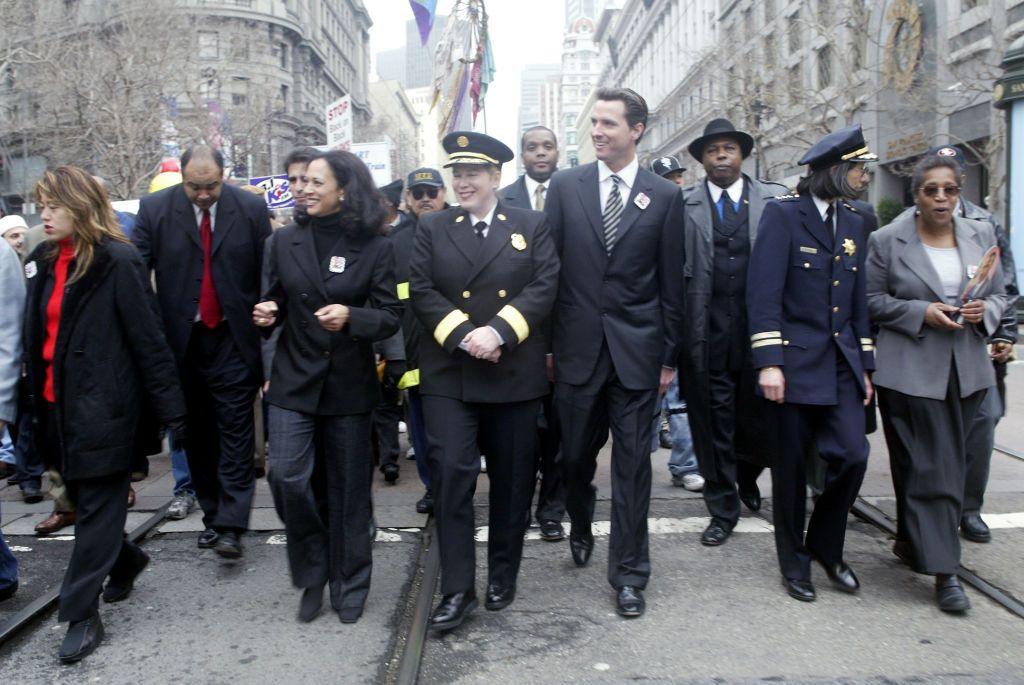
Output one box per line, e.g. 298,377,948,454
350,141,393,187
325,95,353,150
249,175,295,209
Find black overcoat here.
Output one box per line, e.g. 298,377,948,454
23,239,185,480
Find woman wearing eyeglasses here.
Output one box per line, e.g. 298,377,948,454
866,153,1007,613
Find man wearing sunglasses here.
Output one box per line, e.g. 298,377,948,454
394,168,449,515
894,145,1019,545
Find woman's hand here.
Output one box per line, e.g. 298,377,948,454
253,301,278,327
959,299,985,325
315,304,350,332
463,327,502,363
923,302,963,330
759,366,785,404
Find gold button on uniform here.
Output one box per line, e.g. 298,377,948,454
498,289,507,298
833,280,840,286
462,290,471,299
803,262,810,269
783,340,790,346
832,306,839,313
834,255,841,262
833,331,840,337
852,266,857,272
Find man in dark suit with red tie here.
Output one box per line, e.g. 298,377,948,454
133,145,272,559
544,88,685,618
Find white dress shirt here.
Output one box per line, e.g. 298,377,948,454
598,157,639,209
811,195,835,235
523,175,549,211
706,176,744,208
192,201,218,231
468,205,497,238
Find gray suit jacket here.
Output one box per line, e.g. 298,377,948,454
866,214,1006,400
0,241,25,424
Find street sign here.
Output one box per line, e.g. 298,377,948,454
249,174,295,209
325,95,353,150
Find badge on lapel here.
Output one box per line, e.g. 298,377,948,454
24,261,37,279
510,233,527,251
842,238,856,256
329,256,346,273
634,192,650,210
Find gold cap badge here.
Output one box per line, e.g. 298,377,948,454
843,238,856,256
510,233,527,251
457,135,469,148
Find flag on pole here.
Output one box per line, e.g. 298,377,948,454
431,1,493,135
409,0,438,45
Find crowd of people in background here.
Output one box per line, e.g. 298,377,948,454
0,85,1016,664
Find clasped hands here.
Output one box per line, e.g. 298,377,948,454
463,327,501,363
252,301,350,332
924,299,985,330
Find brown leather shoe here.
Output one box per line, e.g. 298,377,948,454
35,511,77,536
127,486,136,508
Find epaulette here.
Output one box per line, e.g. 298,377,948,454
775,193,800,201
760,180,789,191
842,201,859,213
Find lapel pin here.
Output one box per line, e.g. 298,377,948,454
24,261,37,279
497,213,507,221
456,215,465,223
329,256,346,273
634,192,650,210
510,233,527,251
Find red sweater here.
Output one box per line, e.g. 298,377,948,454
42,240,75,403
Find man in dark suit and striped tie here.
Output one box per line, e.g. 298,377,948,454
544,88,685,618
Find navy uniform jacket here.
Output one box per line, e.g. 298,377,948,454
746,193,875,405
410,202,559,403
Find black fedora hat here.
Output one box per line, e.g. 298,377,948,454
687,118,754,161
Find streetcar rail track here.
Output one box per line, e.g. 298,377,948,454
0,502,171,649
994,443,1024,463
851,498,1024,621
384,519,439,685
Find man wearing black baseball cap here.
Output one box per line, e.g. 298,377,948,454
894,145,1019,544
406,167,448,219
650,155,687,186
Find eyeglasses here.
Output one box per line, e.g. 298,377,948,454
920,184,960,198
411,186,440,200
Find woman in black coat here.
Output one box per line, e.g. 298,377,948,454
24,167,186,663
253,150,401,624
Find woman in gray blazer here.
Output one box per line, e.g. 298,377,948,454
866,154,1006,614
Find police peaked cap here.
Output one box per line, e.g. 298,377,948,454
442,131,514,168
799,124,878,171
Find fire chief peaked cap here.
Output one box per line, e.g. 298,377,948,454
442,131,514,169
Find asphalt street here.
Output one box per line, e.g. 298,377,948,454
1,364,1023,683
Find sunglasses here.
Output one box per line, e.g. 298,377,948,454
411,186,440,200
920,184,960,198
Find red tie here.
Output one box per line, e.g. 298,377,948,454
198,208,222,328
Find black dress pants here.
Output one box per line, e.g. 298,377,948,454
532,392,566,524
268,406,374,611
879,368,984,575
696,367,764,529
422,396,539,595
962,384,1002,514
770,362,868,581
183,323,258,533
555,345,657,590
58,472,144,623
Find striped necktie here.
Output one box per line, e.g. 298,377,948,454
603,174,623,255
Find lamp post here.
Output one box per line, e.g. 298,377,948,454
994,35,1024,293
750,97,769,179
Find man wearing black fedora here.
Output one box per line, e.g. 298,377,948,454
678,118,787,547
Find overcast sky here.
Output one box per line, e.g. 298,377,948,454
367,0,568,184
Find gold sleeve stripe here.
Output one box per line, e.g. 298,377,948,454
751,339,784,349
750,331,782,342
434,310,470,346
859,338,874,345
861,344,876,351
397,368,420,389
396,282,410,300
497,305,530,343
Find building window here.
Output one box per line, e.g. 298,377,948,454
743,7,753,35
961,0,985,8
231,36,250,60
817,44,832,88
764,0,775,23
788,64,801,105
279,84,290,112
275,42,289,70
232,93,247,105
198,31,219,60
788,10,800,54
764,32,776,68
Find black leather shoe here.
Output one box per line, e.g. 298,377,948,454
197,528,219,549
416,490,434,515
810,551,859,593
427,590,478,632
485,584,516,611
960,512,991,543
738,485,761,512
298,583,325,623
539,520,565,542
569,531,594,567
59,612,104,664
338,604,364,624
21,485,43,504
102,549,150,603
0,580,17,602
382,463,399,484
214,531,243,559
616,586,645,618
784,578,816,602
936,574,970,613
700,521,731,546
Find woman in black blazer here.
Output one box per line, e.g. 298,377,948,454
24,167,185,663
254,150,401,624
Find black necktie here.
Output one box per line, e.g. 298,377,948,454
824,203,835,236
474,221,487,242
721,192,736,223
